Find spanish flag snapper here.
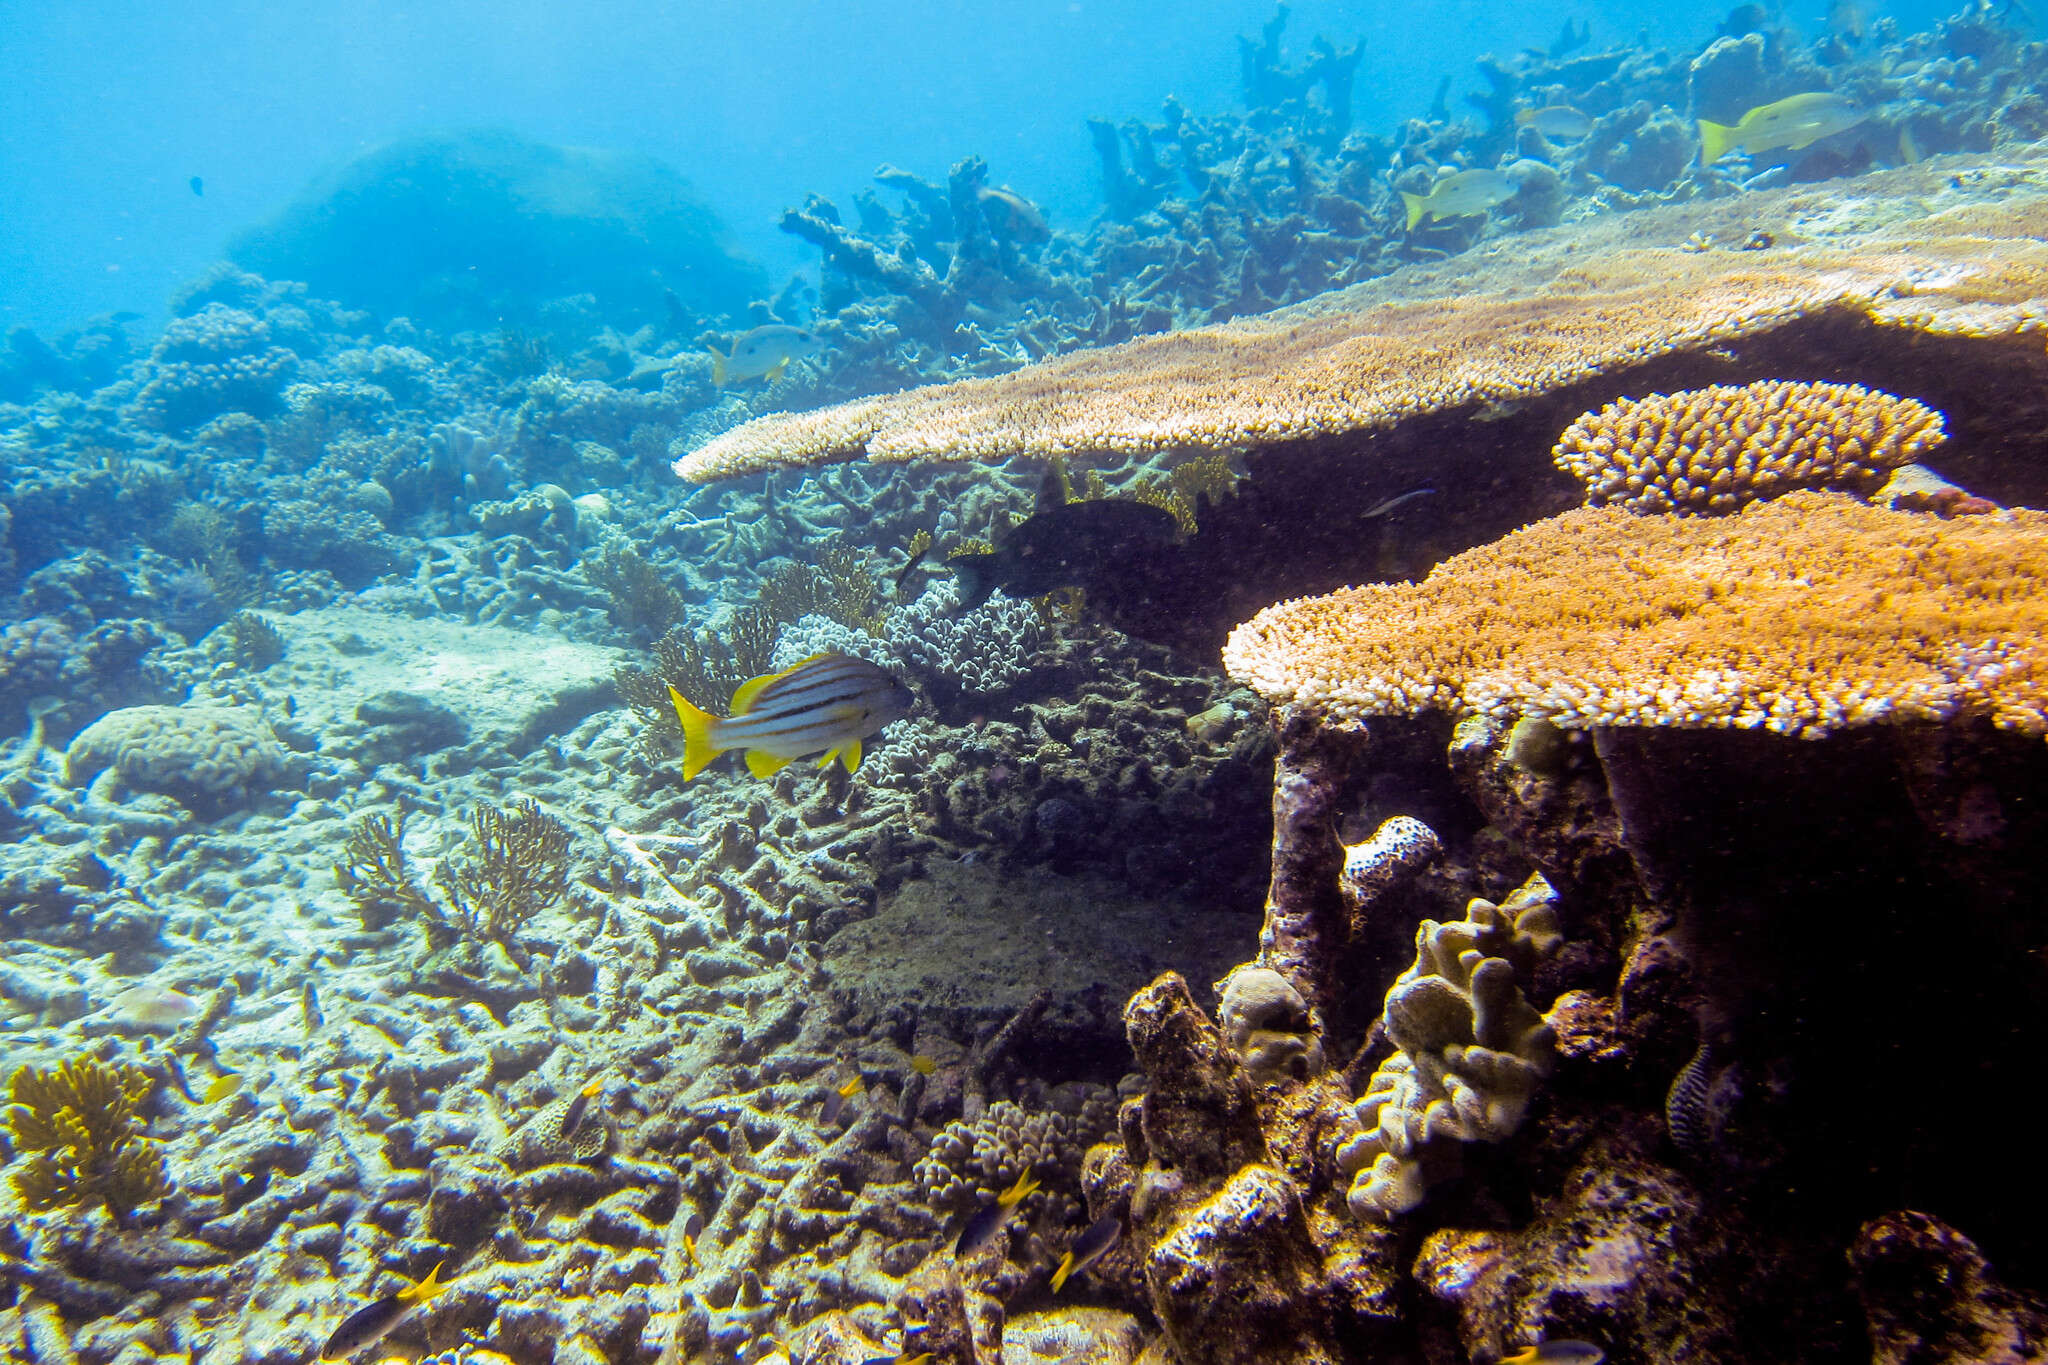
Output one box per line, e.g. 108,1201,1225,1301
668,653,914,781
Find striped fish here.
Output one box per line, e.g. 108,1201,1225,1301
668,653,914,781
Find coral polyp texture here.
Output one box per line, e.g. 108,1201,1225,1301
1337,876,1562,1220
674,156,2048,481
1551,380,1948,514
1223,492,2048,738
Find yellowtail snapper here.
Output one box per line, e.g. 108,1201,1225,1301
319,1263,451,1361
668,653,914,781
1698,92,1867,163
954,1169,1041,1258
1051,1213,1123,1293
1401,169,1518,230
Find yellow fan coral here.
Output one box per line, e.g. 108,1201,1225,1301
5,1058,172,1218
1551,380,1947,514
1222,492,2048,740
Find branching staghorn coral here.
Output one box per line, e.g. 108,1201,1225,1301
1336,875,1562,1220
5,1058,173,1220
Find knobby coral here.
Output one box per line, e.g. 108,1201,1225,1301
1223,492,2048,739
1336,876,1562,1220
4,1058,172,1219
1551,380,1948,514
674,157,2048,481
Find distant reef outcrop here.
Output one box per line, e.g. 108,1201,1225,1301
228,129,766,334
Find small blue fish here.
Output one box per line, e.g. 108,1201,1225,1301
668,653,914,781
953,1170,1041,1258
189,176,204,197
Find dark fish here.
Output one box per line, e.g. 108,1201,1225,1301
668,653,915,781
189,176,203,197
682,1212,704,1269
1362,486,1437,519
893,538,933,593
301,980,323,1031
949,472,1181,609
1051,1213,1123,1293
320,1263,450,1361
222,1165,271,1213
560,1077,603,1138
977,186,1050,244
953,1170,1041,1258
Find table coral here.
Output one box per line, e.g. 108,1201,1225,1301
674,154,2048,481
1223,492,2048,739
1551,380,1948,514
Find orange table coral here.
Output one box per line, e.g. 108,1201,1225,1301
1222,492,2048,740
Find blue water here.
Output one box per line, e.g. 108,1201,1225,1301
0,0,1957,335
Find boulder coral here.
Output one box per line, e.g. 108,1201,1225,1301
63,704,289,813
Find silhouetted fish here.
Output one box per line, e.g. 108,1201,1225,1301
189,176,203,197
1051,1213,1122,1292
949,472,1181,609
320,1264,450,1361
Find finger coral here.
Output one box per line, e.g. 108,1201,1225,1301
1552,380,1947,514
5,1058,172,1219
674,157,2048,482
1223,492,2048,739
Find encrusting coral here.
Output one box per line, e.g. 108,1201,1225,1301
674,156,2048,481
1336,876,1562,1221
1551,380,1948,514
4,1058,172,1220
1223,492,2048,739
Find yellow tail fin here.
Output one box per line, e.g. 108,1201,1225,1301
1697,118,1737,163
745,749,795,778
1401,190,1428,231
668,686,724,780
706,343,729,387
1051,1252,1077,1294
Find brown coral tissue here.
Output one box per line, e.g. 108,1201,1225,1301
5,1059,172,1220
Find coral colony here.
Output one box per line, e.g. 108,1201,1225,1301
5,7,2048,1364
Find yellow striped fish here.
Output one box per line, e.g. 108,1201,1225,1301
668,653,914,781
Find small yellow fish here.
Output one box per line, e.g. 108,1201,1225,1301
682,1212,704,1270
836,1075,863,1099
1500,1342,1605,1365
910,1055,937,1076
1515,105,1593,140
204,1072,243,1104
1697,92,1867,163
1401,169,1518,230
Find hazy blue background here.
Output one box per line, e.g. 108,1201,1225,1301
0,0,1955,337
